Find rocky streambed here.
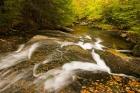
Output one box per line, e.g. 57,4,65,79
0,26,139,93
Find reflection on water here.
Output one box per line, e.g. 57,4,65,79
72,25,133,50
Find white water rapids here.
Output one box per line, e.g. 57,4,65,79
0,35,137,92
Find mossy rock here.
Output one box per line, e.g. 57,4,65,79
127,32,140,43
133,42,140,57
99,50,140,77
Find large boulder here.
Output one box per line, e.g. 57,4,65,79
127,32,140,43
132,42,140,57
99,50,140,77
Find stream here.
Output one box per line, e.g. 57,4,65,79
0,25,139,93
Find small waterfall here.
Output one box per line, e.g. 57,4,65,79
35,37,138,92
34,61,109,92
85,35,92,40
0,42,41,92
34,37,113,92
0,43,40,70
0,68,31,92
77,42,93,50
15,44,25,53
91,49,111,73
93,38,105,50
0,35,138,93
116,50,132,53
28,43,41,59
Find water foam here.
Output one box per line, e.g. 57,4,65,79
34,37,112,92
0,68,31,92
0,43,40,70
39,37,137,92
0,35,137,92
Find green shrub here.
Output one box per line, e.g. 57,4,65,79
102,0,140,30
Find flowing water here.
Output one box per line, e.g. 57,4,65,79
0,26,139,93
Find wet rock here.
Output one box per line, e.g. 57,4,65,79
127,32,140,44
0,36,23,53
132,43,140,57
30,35,50,41
99,50,140,78
118,31,140,57
60,81,81,93
119,31,140,44
27,35,59,44
77,71,110,82
80,22,88,26
121,33,127,38
56,25,74,32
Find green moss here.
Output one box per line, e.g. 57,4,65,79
107,49,129,58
